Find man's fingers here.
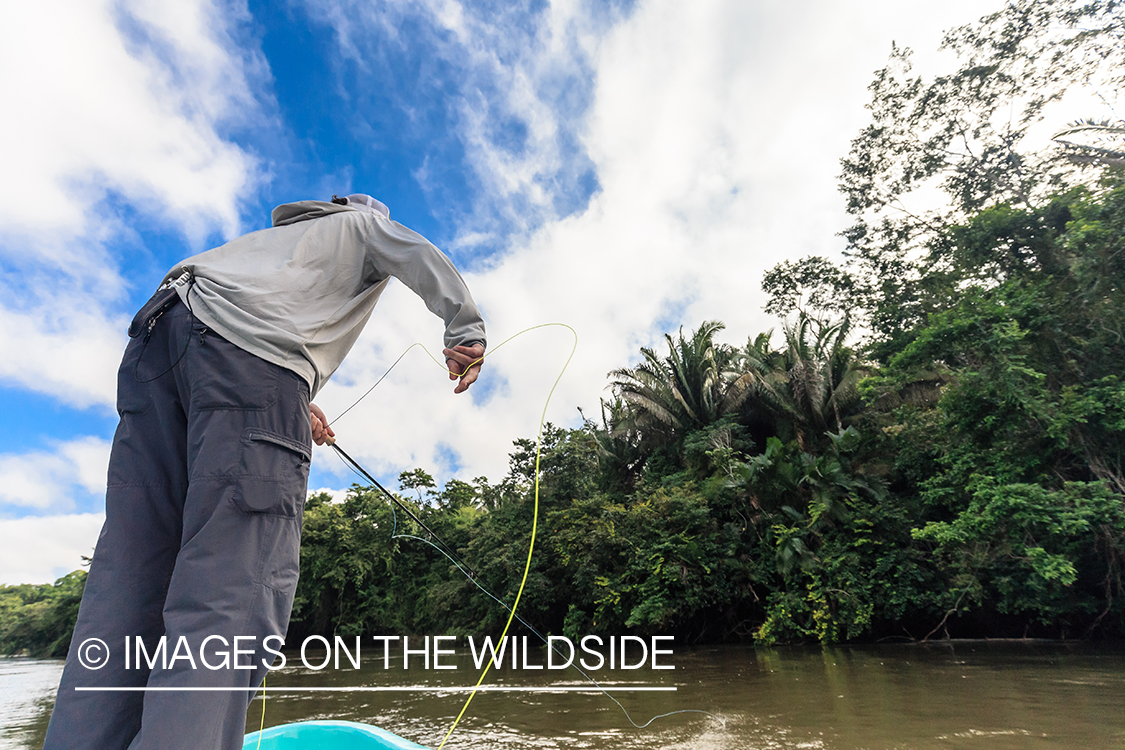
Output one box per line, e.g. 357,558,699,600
442,344,484,393
310,402,334,445
443,345,484,366
452,362,482,394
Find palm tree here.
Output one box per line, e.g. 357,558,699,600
580,397,648,493
741,313,865,451
1052,118,1125,168
607,320,752,448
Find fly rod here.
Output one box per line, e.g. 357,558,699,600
325,435,480,580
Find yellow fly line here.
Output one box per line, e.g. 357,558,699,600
253,323,578,749
255,673,265,750
433,323,577,749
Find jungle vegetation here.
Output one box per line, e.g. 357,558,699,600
3,0,1124,655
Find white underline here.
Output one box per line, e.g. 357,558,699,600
79,688,675,697
76,685,676,693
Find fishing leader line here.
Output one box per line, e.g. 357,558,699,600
265,323,724,748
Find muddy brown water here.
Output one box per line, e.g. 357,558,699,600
4,640,1124,749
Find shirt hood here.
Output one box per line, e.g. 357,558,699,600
271,200,357,227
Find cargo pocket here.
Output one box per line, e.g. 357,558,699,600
231,429,311,517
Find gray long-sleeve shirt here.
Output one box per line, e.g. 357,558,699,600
161,200,486,396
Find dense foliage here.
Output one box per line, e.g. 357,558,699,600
3,0,1123,655
0,572,87,657
285,180,1125,647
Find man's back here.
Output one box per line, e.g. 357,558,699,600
168,200,485,395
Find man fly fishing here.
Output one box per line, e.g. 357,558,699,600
43,193,486,750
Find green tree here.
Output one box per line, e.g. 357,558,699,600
859,184,1125,637
766,0,1124,348
0,571,87,657
1052,118,1125,168
742,314,866,451
607,320,752,449
290,491,399,637
914,481,1125,638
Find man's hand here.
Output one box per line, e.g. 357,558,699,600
310,403,335,446
443,343,484,394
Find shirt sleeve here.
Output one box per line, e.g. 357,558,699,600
362,216,487,350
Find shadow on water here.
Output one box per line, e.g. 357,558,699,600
7,641,1125,749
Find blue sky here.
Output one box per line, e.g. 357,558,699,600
0,0,1000,583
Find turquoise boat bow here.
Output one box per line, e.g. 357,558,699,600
244,720,430,749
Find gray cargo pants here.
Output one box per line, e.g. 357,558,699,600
43,292,312,750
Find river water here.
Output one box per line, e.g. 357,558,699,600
4,640,1124,749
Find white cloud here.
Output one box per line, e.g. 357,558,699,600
311,0,605,239
309,487,352,504
311,284,504,479
0,0,271,409
0,513,104,585
0,295,127,410
0,0,264,240
309,0,996,487
0,437,112,511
